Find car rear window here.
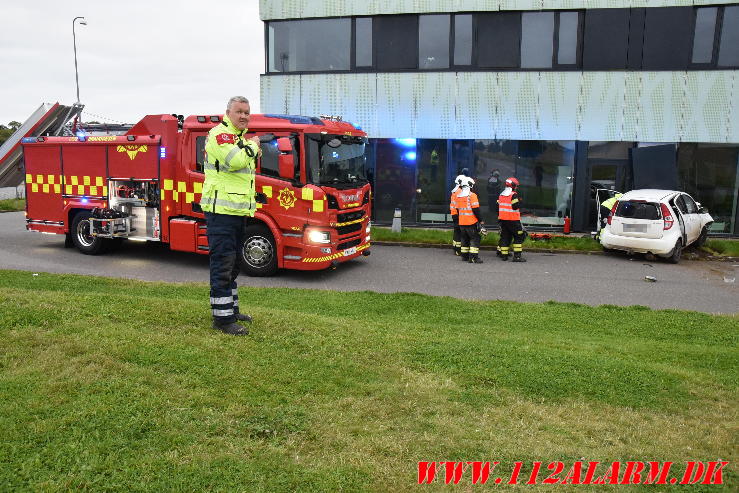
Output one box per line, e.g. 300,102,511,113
615,201,660,220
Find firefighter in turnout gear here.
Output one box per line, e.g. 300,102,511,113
199,96,261,335
498,177,526,262
450,173,474,256
452,180,484,263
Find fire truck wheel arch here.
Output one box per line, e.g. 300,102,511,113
240,223,278,277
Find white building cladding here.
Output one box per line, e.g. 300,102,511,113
259,0,739,234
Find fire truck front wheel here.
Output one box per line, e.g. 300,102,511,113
71,210,107,255
240,224,278,277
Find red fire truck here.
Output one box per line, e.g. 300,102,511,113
21,113,372,276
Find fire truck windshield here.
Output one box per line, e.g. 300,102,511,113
306,133,368,189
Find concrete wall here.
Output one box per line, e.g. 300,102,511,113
0,185,25,200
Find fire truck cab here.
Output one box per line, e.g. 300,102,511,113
22,113,372,276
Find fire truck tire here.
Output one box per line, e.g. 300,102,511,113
240,224,278,277
71,210,107,255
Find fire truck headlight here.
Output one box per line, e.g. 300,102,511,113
308,230,331,244
366,221,371,233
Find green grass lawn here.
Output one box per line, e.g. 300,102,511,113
0,198,25,211
0,270,736,491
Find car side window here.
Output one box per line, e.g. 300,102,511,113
674,196,688,214
681,194,698,214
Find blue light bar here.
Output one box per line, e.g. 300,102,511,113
404,151,417,161
81,197,89,204
160,146,166,159
21,137,36,143
394,138,416,148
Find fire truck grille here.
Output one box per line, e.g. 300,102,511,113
337,211,364,223
335,223,362,236
337,238,361,251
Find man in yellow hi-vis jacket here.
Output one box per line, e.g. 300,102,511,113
199,96,261,336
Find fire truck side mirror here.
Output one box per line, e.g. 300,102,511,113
277,137,294,180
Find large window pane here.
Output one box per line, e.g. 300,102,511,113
477,13,521,68
718,6,739,67
268,19,350,72
558,12,579,65
642,7,693,70
419,15,450,69
416,140,449,223
678,144,739,233
375,15,419,70
521,12,554,68
692,7,717,64
374,139,417,222
582,9,629,69
356,18,373,67
453,15,472,66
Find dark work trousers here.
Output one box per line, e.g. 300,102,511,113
459,224,481,256
452,216,461,253
498,220,525,256
205,212,245,324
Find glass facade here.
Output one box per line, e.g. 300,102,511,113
268,19,350,72
677,144,739,233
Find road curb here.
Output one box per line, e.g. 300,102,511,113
371,241,739,261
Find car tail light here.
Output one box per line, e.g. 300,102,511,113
660,203,673,230
607,201,618,225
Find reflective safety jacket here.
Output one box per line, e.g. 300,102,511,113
454,192,480,226
450,188,461,216
199,116,259,216
498,192,521,221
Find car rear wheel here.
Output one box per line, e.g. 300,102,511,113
239,224,278,277
71,210,108,255
666,240,682,264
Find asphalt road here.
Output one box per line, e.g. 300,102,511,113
1,211,736,314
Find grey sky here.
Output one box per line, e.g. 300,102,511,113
0,0,264,126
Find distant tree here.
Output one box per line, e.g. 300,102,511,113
8,121,21,131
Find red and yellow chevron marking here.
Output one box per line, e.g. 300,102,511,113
27,174,108,196
301,243,369,263
300,187,326,212
161,179,203,203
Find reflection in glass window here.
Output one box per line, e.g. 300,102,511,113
471,140,574,225
416,140,449,223
355,18,373,67
375,15,419,70
678,143,739,233
453,15,472,66
373,139,418,222
521,12,554,68
419,15,450,69
718,6,739,67
268,19,350,72
692,7,717,63
558,12,578,65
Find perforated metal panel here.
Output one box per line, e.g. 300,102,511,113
639,72,680,142
376,73,415,138
455,72,498,139
577,72,626,141
413,73,458,138
497,72,539,140
539,72,580,140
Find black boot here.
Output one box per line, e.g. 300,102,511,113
469,255,484,264
496,249,503,258
460,254,469,261
512,253,526,262
234,313,253,323
454,247,461,256
212,321,249,335
500,254,509,261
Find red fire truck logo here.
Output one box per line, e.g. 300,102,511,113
278,188,296,210
116,144,149,160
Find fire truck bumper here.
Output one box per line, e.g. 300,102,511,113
286,242,371,271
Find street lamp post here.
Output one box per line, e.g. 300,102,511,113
72,16,87,103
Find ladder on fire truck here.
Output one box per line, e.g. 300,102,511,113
0,102,84,187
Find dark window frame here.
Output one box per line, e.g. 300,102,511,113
417,14,452,70
262,5,738,75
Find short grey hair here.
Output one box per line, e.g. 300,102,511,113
227,96,249,110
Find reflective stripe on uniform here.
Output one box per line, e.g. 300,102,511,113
224,146,241,169
469,247,479,254
212,308,234,317
233,167,255,175
200,196,256,211
210,296,232,305
512,243,523,252
461,247,470,253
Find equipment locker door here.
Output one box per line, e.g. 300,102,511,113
24,144,65,223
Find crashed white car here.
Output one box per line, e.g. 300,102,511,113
600,189,713,263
